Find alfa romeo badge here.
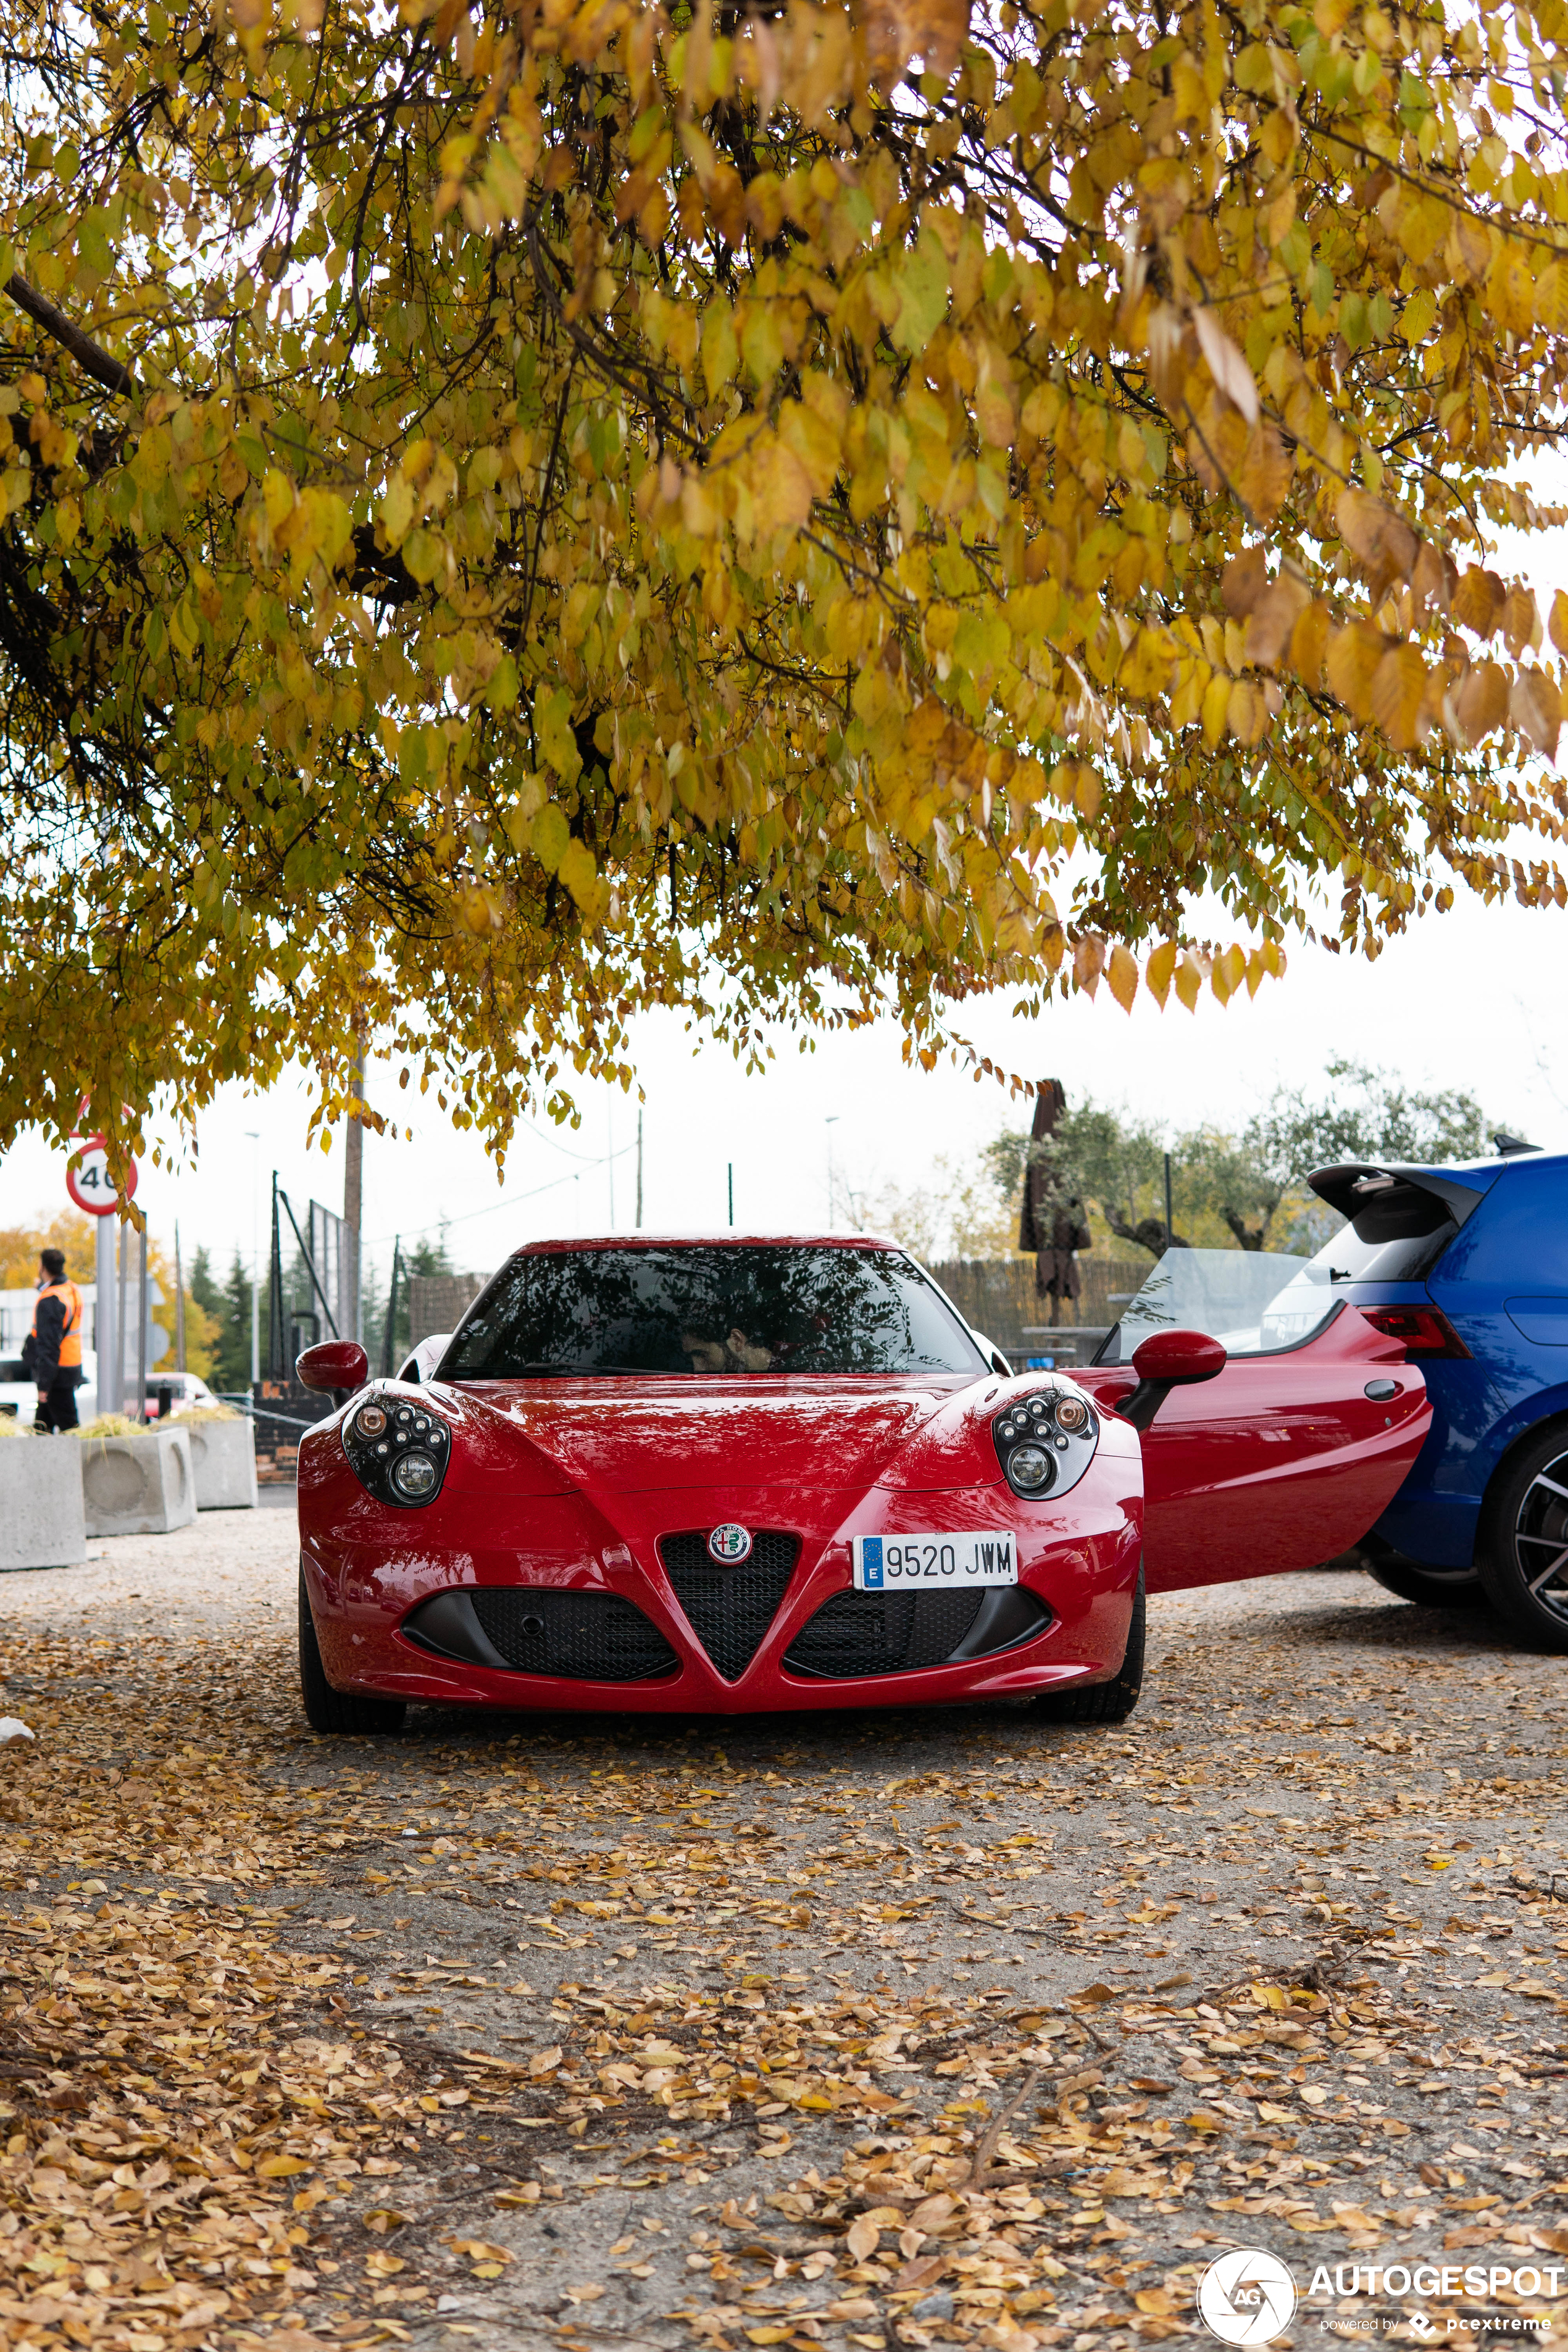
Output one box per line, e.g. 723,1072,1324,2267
707,1524,753,1564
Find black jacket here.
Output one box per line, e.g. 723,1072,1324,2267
27,1293,80,1388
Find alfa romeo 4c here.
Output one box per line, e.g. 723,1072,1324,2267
294,1234,1430,1733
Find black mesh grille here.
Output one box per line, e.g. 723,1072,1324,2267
784,1588,986,1679
469,1588,679,1682
659,1530,800,1680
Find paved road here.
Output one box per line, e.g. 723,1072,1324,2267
0,1512,1564,2352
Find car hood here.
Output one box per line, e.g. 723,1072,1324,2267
440,1375,977,1495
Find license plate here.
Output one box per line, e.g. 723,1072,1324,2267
853,1533,1017,1591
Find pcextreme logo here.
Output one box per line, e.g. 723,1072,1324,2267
1199,2250,1300,2345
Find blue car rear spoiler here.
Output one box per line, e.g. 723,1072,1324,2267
1307,1162,1491,1227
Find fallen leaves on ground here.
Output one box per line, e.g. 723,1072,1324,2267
0,1895,428,2350
0,1595,1567,2351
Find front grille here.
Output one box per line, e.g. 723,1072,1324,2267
659,1530,800,1680
785,1588,986,1679
468,1588,679,1682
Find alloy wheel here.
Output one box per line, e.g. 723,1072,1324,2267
1512,1449,1568,1627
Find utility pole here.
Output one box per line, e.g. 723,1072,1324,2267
246,1129,261,1386
174,1222,186,1374
635,1108,643,1228
825,1117,840,1232
1164,1151,1174,1251
343,1048,365,1343
727,1164,734,1227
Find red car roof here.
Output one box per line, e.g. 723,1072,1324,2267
506,1233,904,1254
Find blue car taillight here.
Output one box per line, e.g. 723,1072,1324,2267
342,1390,452,1507
1359,1306,1472,1359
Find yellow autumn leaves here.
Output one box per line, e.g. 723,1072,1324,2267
7,0,1568,1164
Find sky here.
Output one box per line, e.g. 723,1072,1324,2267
1,870,1565,1305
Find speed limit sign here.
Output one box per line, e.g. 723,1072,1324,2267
66,1135,138,1216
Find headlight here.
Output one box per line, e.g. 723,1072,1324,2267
992,1385,1099,1500
341,1389,452,1508
1007,1443,1053,1491
391,1449,440,1501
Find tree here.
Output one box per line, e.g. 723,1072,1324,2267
1262,1054,1495,1177
188,1246,223,1327
209,1253,255,1395
985,1104,1179,1255
855,1153,1019,1258
1,0,1567,1182
0,1211,99,1291
986,1058,1504,1259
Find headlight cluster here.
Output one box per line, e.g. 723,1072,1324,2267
341,1390,452,1509
992,1385,1099,1501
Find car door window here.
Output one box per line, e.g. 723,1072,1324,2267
1096,1248,1330,1363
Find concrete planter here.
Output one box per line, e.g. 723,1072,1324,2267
185,1416,258,1511
81,1428,196,1537
0,1439,86,1572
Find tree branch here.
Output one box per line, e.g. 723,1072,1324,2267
5,275,138,397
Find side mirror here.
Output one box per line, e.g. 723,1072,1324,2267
298,1340,369,1395
1119,1328,1226,1432
972,1331,1014,1377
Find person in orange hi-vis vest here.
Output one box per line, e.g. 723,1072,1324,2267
28,1248,85,1432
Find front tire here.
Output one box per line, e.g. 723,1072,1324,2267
1477,1423,1568,1652
298,1570,407,1734
1362,1551,1487,1609
1031,1569,1145,1724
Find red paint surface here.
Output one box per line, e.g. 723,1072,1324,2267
1075,1303,1429,1592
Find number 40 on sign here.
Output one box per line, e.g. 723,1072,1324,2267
66,1135,138,1217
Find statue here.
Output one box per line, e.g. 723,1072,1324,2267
1017,1079,1093,1328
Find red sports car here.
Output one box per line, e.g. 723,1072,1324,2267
293,1235,1430,1735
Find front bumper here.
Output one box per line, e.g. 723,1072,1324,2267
298,1469,1142,1716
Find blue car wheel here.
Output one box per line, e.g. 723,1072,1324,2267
1476,1421,1568,1652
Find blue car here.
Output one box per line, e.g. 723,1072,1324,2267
1262,1146,1568,1645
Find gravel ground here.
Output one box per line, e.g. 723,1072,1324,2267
1,1509,1565,2352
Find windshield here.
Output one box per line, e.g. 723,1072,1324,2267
439,1245,989,1378
1095,1246,1333,1362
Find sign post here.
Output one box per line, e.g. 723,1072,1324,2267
67,1135,138,1422
96,1218,115,1423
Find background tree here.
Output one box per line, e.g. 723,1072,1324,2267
868,1059,1507,1260
0,0,1566,1171
0,1211,99,1291
984,1107,1177,1254
207,1253,256,1395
